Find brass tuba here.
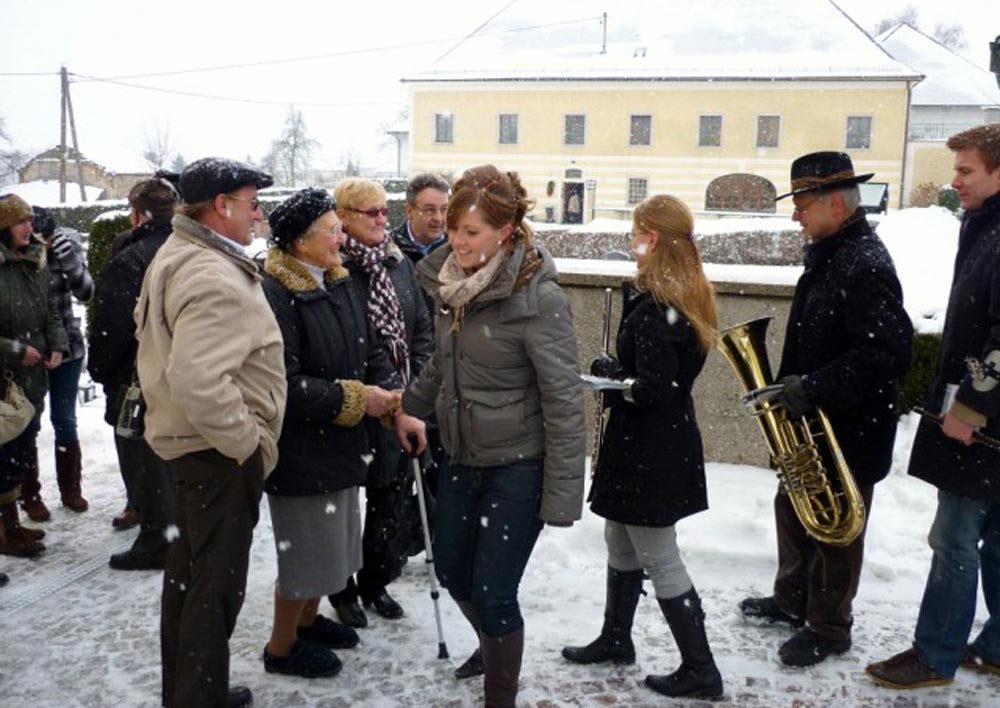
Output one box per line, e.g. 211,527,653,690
717,317,865,547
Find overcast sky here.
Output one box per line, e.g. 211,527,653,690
1,0,996,175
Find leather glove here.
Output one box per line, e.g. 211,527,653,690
50,233,76,262
590,355,624,380
775,375,812,420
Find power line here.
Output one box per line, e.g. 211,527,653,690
67,73,403,108
62,16,602,82
434,0,519,65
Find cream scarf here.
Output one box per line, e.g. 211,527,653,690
437,247,509,330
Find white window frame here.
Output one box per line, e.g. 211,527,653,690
627,177,649,206
434,113,454,144
846,115,873,151
564,114,587,146
629,114,653,147
498,113,519,145
698,114,723,148
755,114,781,149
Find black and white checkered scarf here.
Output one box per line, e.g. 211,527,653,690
341,235,410,382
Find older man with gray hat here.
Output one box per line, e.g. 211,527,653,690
737,151,913,668
134,157,287,708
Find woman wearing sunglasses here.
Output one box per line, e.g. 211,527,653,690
327,178,435,628
561,194,723,700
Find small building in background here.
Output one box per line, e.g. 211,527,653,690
876,23,1000,205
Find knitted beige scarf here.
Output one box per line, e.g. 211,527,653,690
437,247,508,330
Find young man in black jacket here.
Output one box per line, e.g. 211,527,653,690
739,151,913,667
867,123,1000,689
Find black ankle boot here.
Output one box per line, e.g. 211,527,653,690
645,588,723,699
562,566,643,665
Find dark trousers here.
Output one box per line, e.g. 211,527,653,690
161,448,263,708
47,357,82,444
433,458,544,638
772,482,875,642
1,415,41,496
115,434,175,530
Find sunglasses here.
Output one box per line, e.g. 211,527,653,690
346,207,389,219
227,195,261,211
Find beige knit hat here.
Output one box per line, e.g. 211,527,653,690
0,194,33,231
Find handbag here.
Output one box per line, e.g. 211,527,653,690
115,368,146,439
0,371,36,445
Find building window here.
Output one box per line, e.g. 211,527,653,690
627,177,648,206
756,115,781,148
499,114,518,145
564,114,586,145
435,113,454,144
846,116,872,150
699,115,723,147
630,114,652,146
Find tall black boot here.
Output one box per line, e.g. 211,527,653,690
645,588,723,699
562,566,644,664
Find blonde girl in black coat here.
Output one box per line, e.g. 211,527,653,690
562,194,723,700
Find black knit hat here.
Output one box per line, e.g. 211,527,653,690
268,188,336,248
31,206,56,238
178,157,273,204
775,151,874,200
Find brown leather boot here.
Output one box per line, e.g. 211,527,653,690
19,445,50,522
0,501,46,558
56,441,89,512
482,626,524,708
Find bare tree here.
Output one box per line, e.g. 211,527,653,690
339,148,361,177
932,23,967,52
261,107,319,188
872,4,919,36
142,124,175,171
170,154,186,173
0,115,28,187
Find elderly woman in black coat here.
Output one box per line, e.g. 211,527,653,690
562,194,723,700
260,188,424,679
327,177,434,626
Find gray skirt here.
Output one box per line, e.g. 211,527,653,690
267,487,362,600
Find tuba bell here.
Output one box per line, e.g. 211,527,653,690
717,317,865,547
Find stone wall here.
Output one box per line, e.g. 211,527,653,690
556,264,795,468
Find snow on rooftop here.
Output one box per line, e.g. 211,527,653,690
408,0,919,82
1,180,107,206
877,23,1000,107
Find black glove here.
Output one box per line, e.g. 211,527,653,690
775,375,812,420
590,355,624,380
50,232,75,261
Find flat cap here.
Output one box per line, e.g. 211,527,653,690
179,157,273,204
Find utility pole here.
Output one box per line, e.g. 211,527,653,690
601,12,607,55
58,66,88,203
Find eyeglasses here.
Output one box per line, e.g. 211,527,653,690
792,196,825,216
227,195,261,211
310,224,343,238
414,205,448,217
346,207,389,219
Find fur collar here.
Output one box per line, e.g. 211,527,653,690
264,246,349,293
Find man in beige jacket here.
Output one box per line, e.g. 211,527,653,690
135,157,286,708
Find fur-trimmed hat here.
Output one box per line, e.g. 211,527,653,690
0,194,33,231
268,188,336,249
178,157,273,204
775,151,874,201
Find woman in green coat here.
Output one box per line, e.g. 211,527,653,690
0,194,68,559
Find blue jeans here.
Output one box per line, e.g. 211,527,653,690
433,458,544,638
47,357,83,444
914,489,1000,676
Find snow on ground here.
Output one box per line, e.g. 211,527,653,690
0,398,996,707
2,180,108,206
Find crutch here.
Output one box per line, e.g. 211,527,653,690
409,438,449,659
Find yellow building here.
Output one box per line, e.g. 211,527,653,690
403,0,920,222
